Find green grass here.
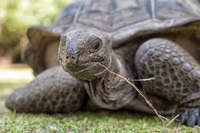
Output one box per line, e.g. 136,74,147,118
0,66,200,132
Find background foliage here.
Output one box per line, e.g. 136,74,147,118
0,0,73,59
0,0,200,61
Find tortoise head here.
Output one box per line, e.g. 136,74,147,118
58,29,112,81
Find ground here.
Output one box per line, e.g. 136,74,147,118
0,59,199,132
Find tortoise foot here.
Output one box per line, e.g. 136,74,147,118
176,108,200,127
176,92,200,127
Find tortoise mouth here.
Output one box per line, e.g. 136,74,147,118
62,52,105,70
64,57,105,71
63,59,110,81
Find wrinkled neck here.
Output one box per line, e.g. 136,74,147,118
83,52,136,109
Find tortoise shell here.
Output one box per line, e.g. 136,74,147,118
24,0,200,75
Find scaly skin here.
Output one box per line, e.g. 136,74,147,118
6,65,86,113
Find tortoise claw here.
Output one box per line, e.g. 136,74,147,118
198,117,200,126
187,109,199,127
178,114,186,125
187,115,195,127
176,109,187,125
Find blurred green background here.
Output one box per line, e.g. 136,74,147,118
0,0,73,63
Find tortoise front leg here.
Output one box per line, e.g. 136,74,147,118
134,38,200,127
6,65,87,113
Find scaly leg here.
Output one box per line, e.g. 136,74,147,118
135,38,200,126
6,65,87,113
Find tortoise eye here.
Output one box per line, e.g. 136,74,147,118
89,42,101,53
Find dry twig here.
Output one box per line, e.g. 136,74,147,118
166,115,179,127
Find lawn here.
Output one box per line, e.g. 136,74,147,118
0,65,199,132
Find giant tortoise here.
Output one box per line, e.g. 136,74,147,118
6,0,200,127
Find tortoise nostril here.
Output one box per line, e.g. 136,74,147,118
72,56,76,60
66,55,77,61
